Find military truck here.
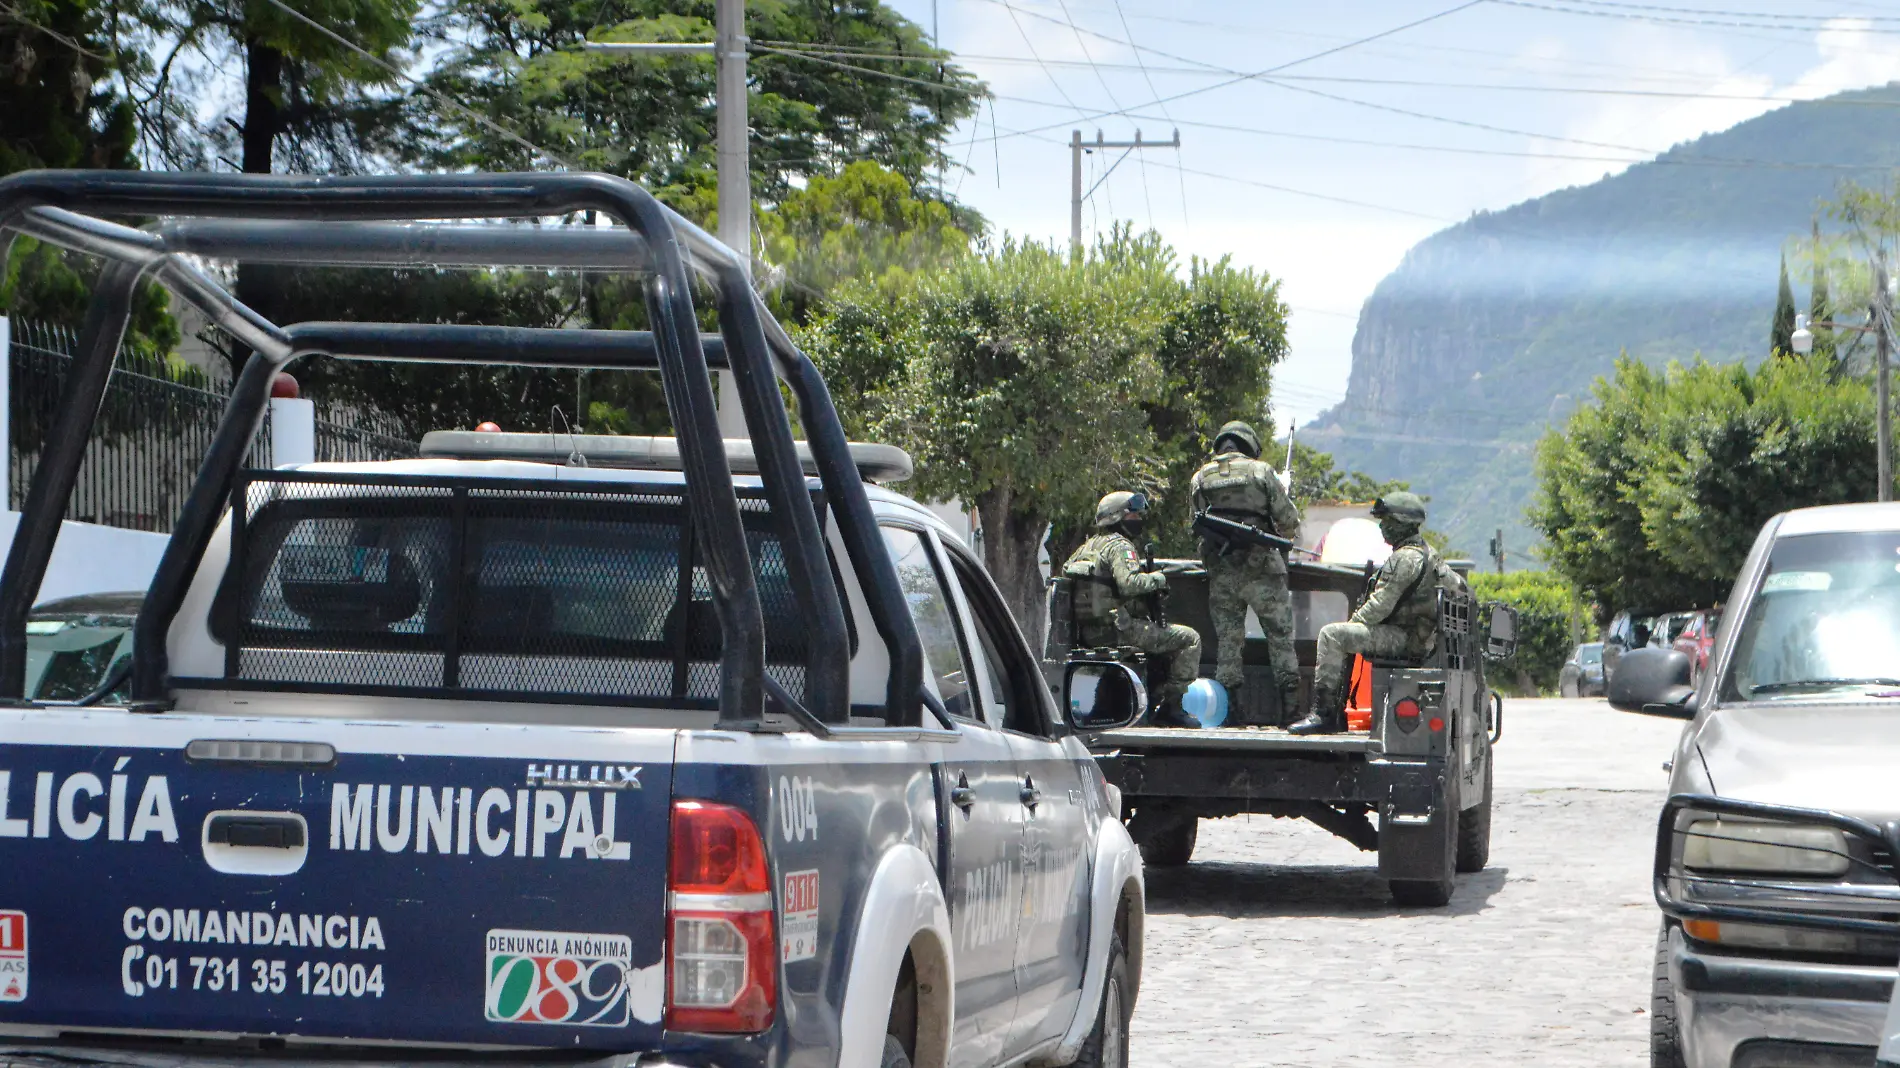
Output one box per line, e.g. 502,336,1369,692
1048,556,1517,907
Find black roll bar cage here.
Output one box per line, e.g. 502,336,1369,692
0,170,928,733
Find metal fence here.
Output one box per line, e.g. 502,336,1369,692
7,319,417,533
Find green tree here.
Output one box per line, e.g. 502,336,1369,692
759,160,974,324
1770,252,1796,356
1469,570,1582,695
1282,439,1411,504
1809,217,1835,362
1531,353,1886,619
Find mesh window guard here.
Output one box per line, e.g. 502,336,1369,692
203,469,838,707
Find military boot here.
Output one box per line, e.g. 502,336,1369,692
1286,684,1344,735
1218,681,1248,727
1275,676,1304,730
1149,691,1200,729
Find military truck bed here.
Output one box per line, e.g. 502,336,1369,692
1089,726,1375,753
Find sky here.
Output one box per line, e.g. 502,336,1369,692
872,0,1900,428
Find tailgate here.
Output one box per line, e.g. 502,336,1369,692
0,711,675,1050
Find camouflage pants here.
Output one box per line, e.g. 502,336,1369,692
1313,621,1430,704
1077,612,1203,702
1204,552,1298,693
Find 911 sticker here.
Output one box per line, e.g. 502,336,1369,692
0,911,25,1002
782,870,819,963
484,930,632,1027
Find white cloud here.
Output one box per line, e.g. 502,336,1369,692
1786,18,1900,100
947,1,1136,98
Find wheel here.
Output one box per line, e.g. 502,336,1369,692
880,1034,912,1068
1455,750,1494,874
1072,933,1131,1068
1652,925,1687,1068
1560,675,1580,699
1127,807,1197,867
1388,877,1454,907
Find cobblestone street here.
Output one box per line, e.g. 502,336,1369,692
1129,698,1690,1066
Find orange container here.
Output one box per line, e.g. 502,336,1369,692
1345,655,1373,732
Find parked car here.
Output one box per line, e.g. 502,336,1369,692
1669,608,1722,687
1611,501,1900,1068
1558,641,1606,698
23,591,139,701
1653,610,1698,648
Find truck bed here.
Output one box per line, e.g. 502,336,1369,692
1088,726,1375,753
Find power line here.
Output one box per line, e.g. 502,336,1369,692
1555,0,1900,21
1490,0,1900,32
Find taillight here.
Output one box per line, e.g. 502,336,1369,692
1393,698,1422,733
667,801,776,1033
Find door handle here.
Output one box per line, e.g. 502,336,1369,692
205,813,305,849
951,773,975,811
1019,776,1041,809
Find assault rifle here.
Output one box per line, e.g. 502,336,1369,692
1192,510,1296,556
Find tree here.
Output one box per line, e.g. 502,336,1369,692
408,1,981,210
1770,252,1796,357
1531,353,1886,619
1282,440,1410,505
1468,570,1582,695
1809,217,1835,362
758,160,974,324
802,228,1290,638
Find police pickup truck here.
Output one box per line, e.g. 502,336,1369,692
1049,556,1515,907
0,171,1145,1068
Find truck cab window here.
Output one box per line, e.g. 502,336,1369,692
881,526,977,721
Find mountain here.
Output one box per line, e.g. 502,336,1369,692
1306,84,1900,563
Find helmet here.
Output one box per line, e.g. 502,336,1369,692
1371,492,1427,526
1211,420,1262,459
1094,490,1149,529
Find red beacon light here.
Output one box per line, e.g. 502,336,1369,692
474,421,501,433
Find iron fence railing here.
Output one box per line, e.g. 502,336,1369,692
7,319,418,533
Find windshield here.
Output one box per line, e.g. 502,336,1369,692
1579,644,1602,665
1721,530,1900,702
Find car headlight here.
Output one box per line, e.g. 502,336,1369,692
1682,820,1851,876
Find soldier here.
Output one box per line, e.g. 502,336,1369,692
1190,420,1303,725
1288,491,1441,736
1062,490,1204,727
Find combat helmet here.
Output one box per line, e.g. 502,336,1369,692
1094,490,1149,529
1371,491,1428,527
1211,420,1262,459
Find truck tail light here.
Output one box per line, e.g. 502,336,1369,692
667,800,776,1033
1393,698,1422,733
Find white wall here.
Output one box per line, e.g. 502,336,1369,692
0,512,168,606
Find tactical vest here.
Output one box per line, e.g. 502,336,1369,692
1062,534,1128,623
1196,457,1276,527
1381,543,1444,633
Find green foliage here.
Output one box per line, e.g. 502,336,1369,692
1771,253,1795,357
801,227,1288,631
1469,570,1582,695
1532,352,1886,619
759,161,973,323
1282,439,1410,504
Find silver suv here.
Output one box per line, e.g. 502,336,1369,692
1614,502,1900,1068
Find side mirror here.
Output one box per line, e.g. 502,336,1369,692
1063,660,1146,731
1606,647,1696,717
1484,603,1519,662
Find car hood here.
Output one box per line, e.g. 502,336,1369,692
1698,703,1900,823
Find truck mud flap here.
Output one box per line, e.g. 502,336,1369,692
1372,757,1454,882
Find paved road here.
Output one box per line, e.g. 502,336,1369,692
1128,698,1691,1066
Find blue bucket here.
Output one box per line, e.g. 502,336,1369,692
1181,679,1229,728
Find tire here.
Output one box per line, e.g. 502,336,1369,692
1560,676,1580,699
1652,925,1687,1068
1071,933,1131,1068
1455,751,1494,874
1388,877,1454,907
880,1034,912,1068
1127,807,1197,867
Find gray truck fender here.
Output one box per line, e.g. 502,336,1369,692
837,842,956,1068
1047,814,1145,1064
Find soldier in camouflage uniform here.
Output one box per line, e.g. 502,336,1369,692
1289,492,1442,736
1190,421,1303,725
1062,490,1204,727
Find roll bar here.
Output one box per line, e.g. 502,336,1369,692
0,170,926,730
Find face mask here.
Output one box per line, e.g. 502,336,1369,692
1122,516,1146,538
1379,518,1410,546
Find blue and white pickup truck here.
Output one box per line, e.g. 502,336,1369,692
0,171,1146,1068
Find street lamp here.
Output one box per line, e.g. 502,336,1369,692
1792,313,1814,355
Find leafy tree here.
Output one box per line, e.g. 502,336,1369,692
408,0,980,211
1770,253,1796,356
1282,440,1410,504
1469,570,1581,695
803,228,1289,637
759,160,974,323
1531,353,1887,619
1809,218,1835,362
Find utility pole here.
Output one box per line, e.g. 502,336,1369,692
1070,129,1181,257
587,12,749,437
1490,529,1505,575
1879,260,1893,502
